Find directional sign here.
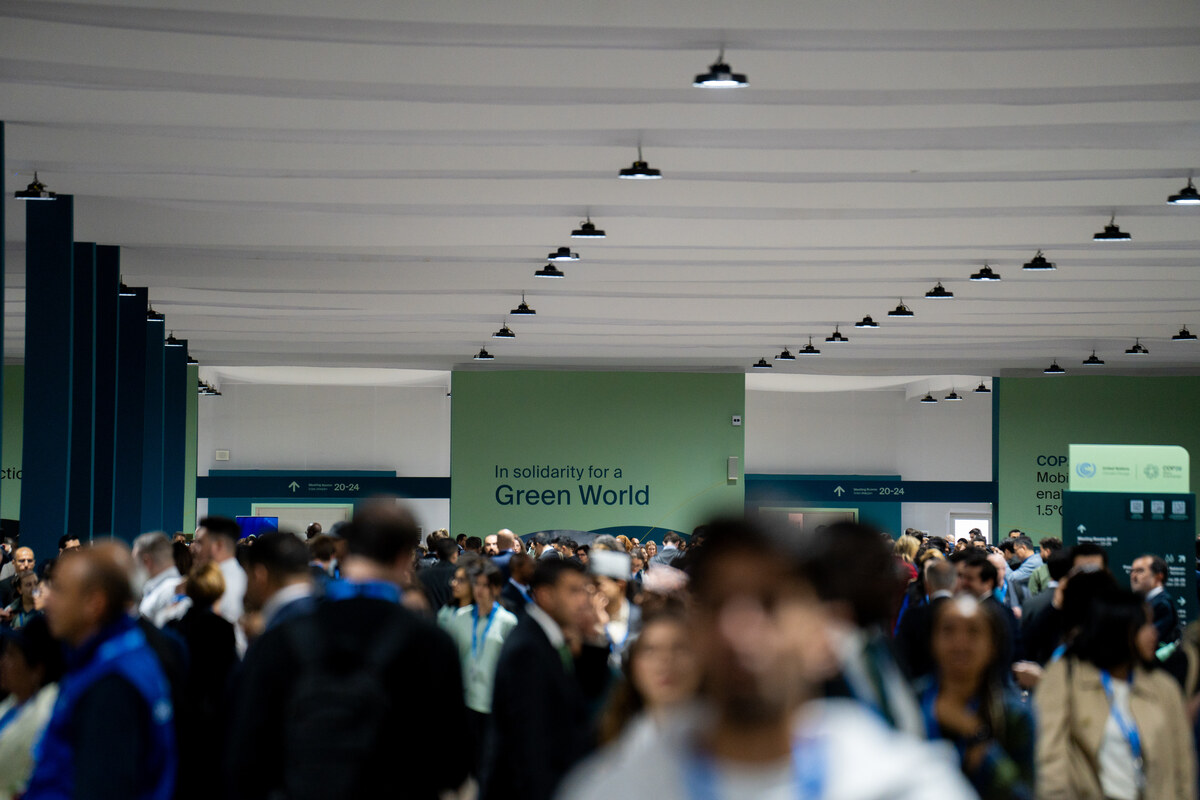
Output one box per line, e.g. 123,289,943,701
747,478,996,504
197,475,450,499
833,486,846,497
288,481,300,492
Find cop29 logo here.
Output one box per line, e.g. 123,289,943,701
1144,464,1160,480
1076,462,1097,478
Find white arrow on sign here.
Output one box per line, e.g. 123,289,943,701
1077,524,1086,534
833,486,845,497
288,481,300,492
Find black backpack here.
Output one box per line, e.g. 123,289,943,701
281,613,411,799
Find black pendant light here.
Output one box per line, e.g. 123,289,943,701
944,389,963,401
1044,360,1067,374
14,172,56,200
1093,215,1131,242
187,355,199,365
548,246,579,262
693,47,748,88
118,281,137,297
474,348,495,361
1168,178,1200,205
1172,325,1198,341
146,307,165,323
510,294,536,315
165,332,184,347
855,315,879,328
825,326,849,343
888,301,914,318
571,216,606,238
920,393,938,404
969,264,1001,281
618,145,662,180
1022,250,1056,271
775,348,795,361
535,263,565,278
1082,351,1105,366
798,337,821,355
1124,338,1149,355
492,322,516,339
974,382,991,394
752,357,772,369
925,282,954,299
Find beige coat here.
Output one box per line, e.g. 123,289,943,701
1035,657,1196,799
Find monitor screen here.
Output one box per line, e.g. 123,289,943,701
235,516,279,539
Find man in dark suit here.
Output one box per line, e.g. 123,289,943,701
531,532,561,561
499,552,535,617
894,558,957,681
244,532,316,635
479,559,610,800
417,537,460,613
951,550,1019,665
0,546,35,609
648,532,686,569
1019,549,1074,663
1131,553,1182,646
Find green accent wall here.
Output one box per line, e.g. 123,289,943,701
184,363,199,533
996,376,1200,540
1,366,22,520
450,371,745,538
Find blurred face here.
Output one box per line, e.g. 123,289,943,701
1129,557,1161,595
16,574,38,604
631,554,644,573
931,597,995,684
956,564,994,598
631,619,701,712
596,575,624,606
244,564,271,612
1135,606,1158,662
987,553,1007,580
533,571,591,633
13,548,34,572
450,568,472,604
972,539,986,549
0,644,41,700
483,536,498,556
60,539,81,554
472,574,498,609
43,557,101,646
575,548,588,565
645,542,658,558
1073,554,1106,571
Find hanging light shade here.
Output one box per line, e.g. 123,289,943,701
888,301,914,318
751,357,772,369
974,382,991,394
920,393,938,404
855,315,879,328
693,48,748,88
1168,178,1200,205
146,307,165,323
1093,215,1132,242
14,172,56,200
1022,250,1056,271
798,337,821,355
510,294,536,315
825,326,849,343
186,355,199,365
775,348,795,361
925,282,954,299
944,390,963,401
1044,360,1067,374
618,145,662,179
535,263,565,278
1124,339,1149,355
165,332,184,347
970,264,1001,281
474,348,495,361
571,217,606,238
492,323,516,339
1082,351,1105,366
1172,326,1198,341
548,246,579,262
118,281,137,297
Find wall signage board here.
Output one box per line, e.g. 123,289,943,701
1069,443,1189,494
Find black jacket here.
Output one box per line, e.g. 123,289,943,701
418,560,458,612
894,594,950,681
1149,589,1182,646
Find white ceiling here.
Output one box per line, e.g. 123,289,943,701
2,0,1200,382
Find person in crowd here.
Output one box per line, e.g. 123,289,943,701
597,606,699,745
306,533,337,585
463,536,483,555
594,563,641,669
630,548,647,584
894,534,920,565
26,547,176,800
648,532,684,569
923,595,1035,799
1035,589,1196,798
439,558,478,626
1008,529,1024,540
895,558,958,681
227,500,467,800
1006,536,1043,605
303,522,322,541
0,548,35,609
172,539,193,578
614,535,632,554
986,550,1022,620
955,538,970,552
167,563,238,800
1019,549,1074,665
561,518,974,800
483,534,499,556
0,538,14,584
36,536,81,583
499,552,534,617
417,537,460,612
133,532,182,628
193,516,247,654
1020,543,1112,666
1130,553,1182,647
0,615,63,800
243,532,315,637
3,572,43,630
439,559,518,775
575,544,590,566
480,559,611,800
492,530,518,574
531,532,561,561
1026,536,1062,596
950,551,1019,665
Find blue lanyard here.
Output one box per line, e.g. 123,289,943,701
995,583,1008,603
325,579,401,604
0,700,26,737
471,602,499,660
1100,670,1145,787
509,579,531,604
683,737,825,800
1050,644,1068,662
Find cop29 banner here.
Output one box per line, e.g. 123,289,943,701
449,371,745,539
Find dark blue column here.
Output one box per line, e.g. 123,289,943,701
19,195,74,558
112,288,146,540
91,246,120,538
162,338,187,534
0,123,5,522
141,315,166,533
67,242,96,540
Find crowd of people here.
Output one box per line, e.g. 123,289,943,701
0,507,1196,799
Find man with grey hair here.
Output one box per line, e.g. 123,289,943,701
133,531,182,627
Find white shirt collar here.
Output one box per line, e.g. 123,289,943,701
928,589,953,602
526,601,565,649
1147,585,1165,601
261,583,313,629
143,565,180,596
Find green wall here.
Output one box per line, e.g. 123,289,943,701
450,371,745,538
2,366,23,520
997,376,1200,540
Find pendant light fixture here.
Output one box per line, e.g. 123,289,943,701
888,301,914,318
1022,250,1056,271
1168,178,1200,205
825,326,849,343
492,322,516,339
165,332,183,347
118,281,137,297
775,348,795,361
920,393,938,404
548,246,579,262
474,348,495,361
974,382,991,394
510,294,536,315
535,263,565,278
618,145,662,180
1124,339,1149,355
1082,351,1105,366
752,357,772,369
571,216,606,238
855,315,879,328
187,355,199,365
1093,215,1131,242
14,172,56,200
798,337,821,355
925,282,954,299
1172,326,1197,341
1044,360,1067,374
147,307,165,323
969,264,1001,281
692,47,748,88
944,389,963,401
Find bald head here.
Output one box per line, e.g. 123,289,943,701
44,545,135,646
12,547,34,573
496,530,515,552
